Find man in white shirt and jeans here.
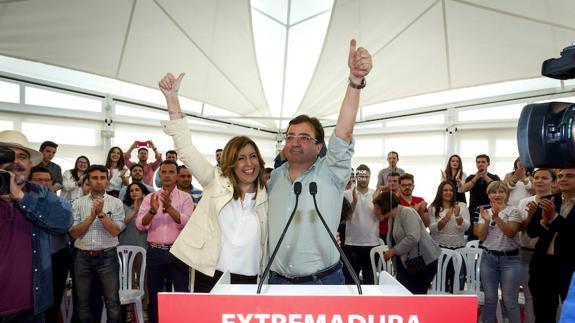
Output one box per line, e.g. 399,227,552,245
343,164,379,284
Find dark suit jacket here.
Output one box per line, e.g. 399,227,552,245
527,193,575,265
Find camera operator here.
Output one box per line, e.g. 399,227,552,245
0,130,72,323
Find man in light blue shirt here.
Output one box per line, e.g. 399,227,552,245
267,39,372,284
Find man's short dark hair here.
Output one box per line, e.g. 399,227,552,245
86,164,108,177
216,149,223,153
476,154,490,163
388,151,399,159
399,173,414,183
287,114,324,144
166,150,177,157
356,164,370,173
39,141,58,152
265,167,273,174
130,164,144,172
29,166,52,180
177,165,188,174
138,147,148,154
160,160,178,170
387,172,401,178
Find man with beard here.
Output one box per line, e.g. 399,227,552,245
376,151,405,189
118,164,155,200
124,140,162,187
0,130,72,322
465,154,500,240
342,164,379,284
398,173,429,227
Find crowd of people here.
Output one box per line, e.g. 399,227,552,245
0,38,572,323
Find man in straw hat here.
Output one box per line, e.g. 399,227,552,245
0,130,72,323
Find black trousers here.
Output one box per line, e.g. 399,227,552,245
46,248,70,323
395,257,438,294
194,270,257,293
147,247,190,323
529,254,575,323
343,245,378,285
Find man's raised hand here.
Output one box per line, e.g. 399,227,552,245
348,39,372,83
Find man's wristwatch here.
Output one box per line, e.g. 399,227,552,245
149,208,157,215
97,212,105,219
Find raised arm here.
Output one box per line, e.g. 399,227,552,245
159,72,186,120
158,73,216,186
334,39,372,144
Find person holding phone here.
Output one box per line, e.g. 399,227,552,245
124,140,162,187
476,181,522,323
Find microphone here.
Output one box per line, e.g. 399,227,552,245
309,182,363,295
257,181,302,294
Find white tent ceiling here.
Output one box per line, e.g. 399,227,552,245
0,0,574,132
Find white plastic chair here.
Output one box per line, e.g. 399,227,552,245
431,248,462,294
101,245,147,323
457,247,483,299
369,244,395,284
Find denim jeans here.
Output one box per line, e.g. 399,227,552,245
269,266,345,285
480,251,521,323
74,248,121,323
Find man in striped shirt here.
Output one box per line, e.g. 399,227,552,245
69,164,125,323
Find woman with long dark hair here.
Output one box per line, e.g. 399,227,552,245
120,182,151,248
428,181,470,249
61,155,90,201
105,146,129,197
441,154,467,203
428,180,470,292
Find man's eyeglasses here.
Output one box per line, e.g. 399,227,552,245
285,135,318,143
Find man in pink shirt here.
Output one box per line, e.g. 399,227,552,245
124,140,162,187
136,160,193,323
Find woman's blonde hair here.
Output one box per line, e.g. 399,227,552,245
220,136,265,200
486,181,509,203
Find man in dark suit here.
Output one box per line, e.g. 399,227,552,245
527,168,575,323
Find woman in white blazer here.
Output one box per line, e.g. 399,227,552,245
373,190,441,294
159,73,268,293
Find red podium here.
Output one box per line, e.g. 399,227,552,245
158,271,477,323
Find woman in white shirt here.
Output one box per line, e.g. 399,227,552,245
159,72,268,293
476,181,522,323
429,181,470,248
441,154,467,204
428,180,470,292
61,155,90,202
105,146,129,197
